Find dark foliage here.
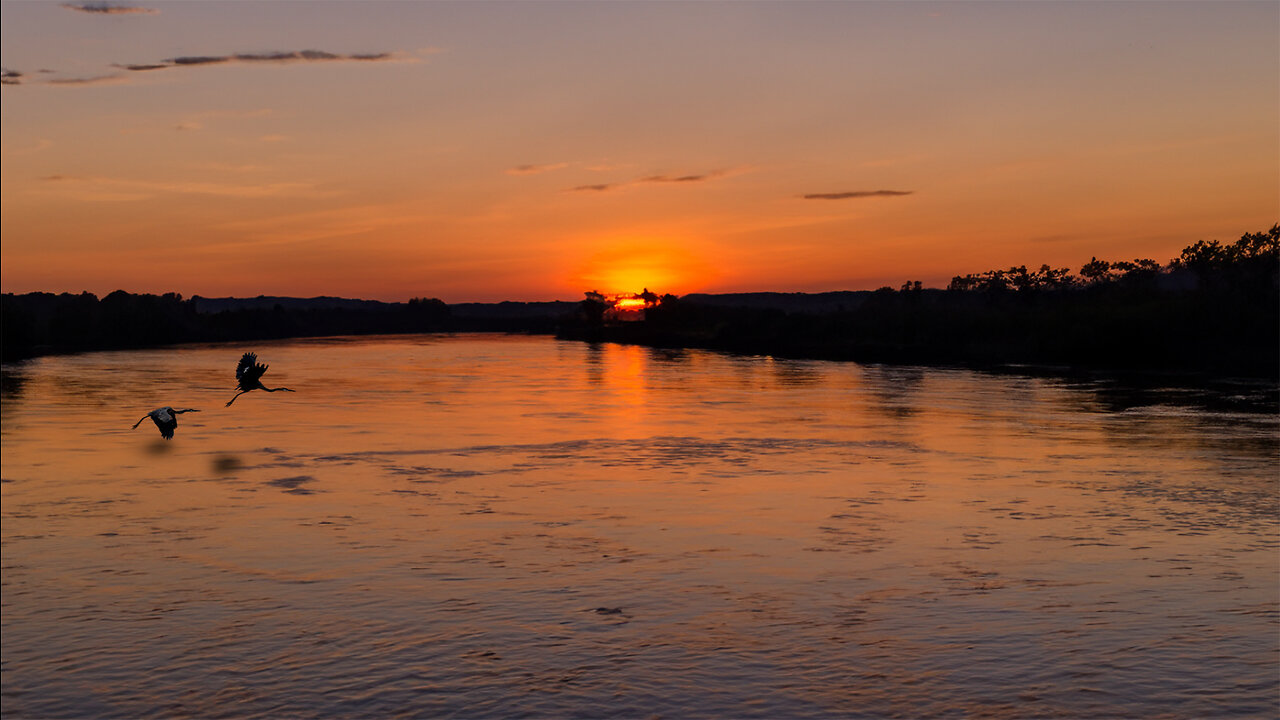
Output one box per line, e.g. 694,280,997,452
559,226,1279,377
1,292,452,360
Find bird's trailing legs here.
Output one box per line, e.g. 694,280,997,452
226,386,294,407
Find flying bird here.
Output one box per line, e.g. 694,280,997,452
132,407,200,440
226,352,295,406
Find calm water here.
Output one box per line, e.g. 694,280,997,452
2,334,1276,719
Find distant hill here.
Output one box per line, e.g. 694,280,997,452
190,295,394,313
449,301,579,319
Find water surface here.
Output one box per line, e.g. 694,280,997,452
3,334,1276,718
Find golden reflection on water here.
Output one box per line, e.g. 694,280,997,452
2,334,1276,719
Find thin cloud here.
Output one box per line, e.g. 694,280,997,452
170,56,231,66
1,69,21,86
61,2,158,14
507,162,570,176
567,168,734,193
801,190,914,200
116,63,168,72
234,50,391,63
640,173,717,184
46,74,128,86
115,50,401,74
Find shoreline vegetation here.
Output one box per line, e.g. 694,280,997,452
3,226,1276,379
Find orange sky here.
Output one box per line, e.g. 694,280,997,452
2,1,1277,302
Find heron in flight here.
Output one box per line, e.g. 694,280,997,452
132,407,199,440
226,352,295,407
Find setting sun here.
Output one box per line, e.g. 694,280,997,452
613,296,648,310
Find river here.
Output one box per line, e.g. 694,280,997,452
2,334,1276,718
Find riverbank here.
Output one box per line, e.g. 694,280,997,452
558,285,1279,380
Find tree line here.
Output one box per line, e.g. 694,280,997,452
1,292,458,361
562,226,1278,377
4,226,1275,376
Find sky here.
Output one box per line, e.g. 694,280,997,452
1,1,1277,303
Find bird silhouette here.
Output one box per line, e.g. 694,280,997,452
132,407,199,439
226,352,295,407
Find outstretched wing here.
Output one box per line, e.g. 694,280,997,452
235,353,257,381
236,353,268,386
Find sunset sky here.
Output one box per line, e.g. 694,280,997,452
2,0,1276,302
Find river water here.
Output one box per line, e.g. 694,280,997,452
2,334,1276,719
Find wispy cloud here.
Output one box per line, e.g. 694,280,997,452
169,56,230,67
46,74,128,86
14,48,411,89
801,190,914,200
507,162,570,176
115,49,401,74
61,2,158,15
508,159,634,176
639,172,723,184
566,169,735,193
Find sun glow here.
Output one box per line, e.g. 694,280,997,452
570,236,711,297
613,296,648,310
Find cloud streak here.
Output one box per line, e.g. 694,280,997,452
507,162,570,176
565,169,732,193
115,49,399,74
11,50,401,88
801,190,914,200
640,173,718,184
61,2,158,14
46,74,129,86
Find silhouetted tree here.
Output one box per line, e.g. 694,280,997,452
1080,257,1111,284
579,290,608,328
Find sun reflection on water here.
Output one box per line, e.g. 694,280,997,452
1,335,1276,719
